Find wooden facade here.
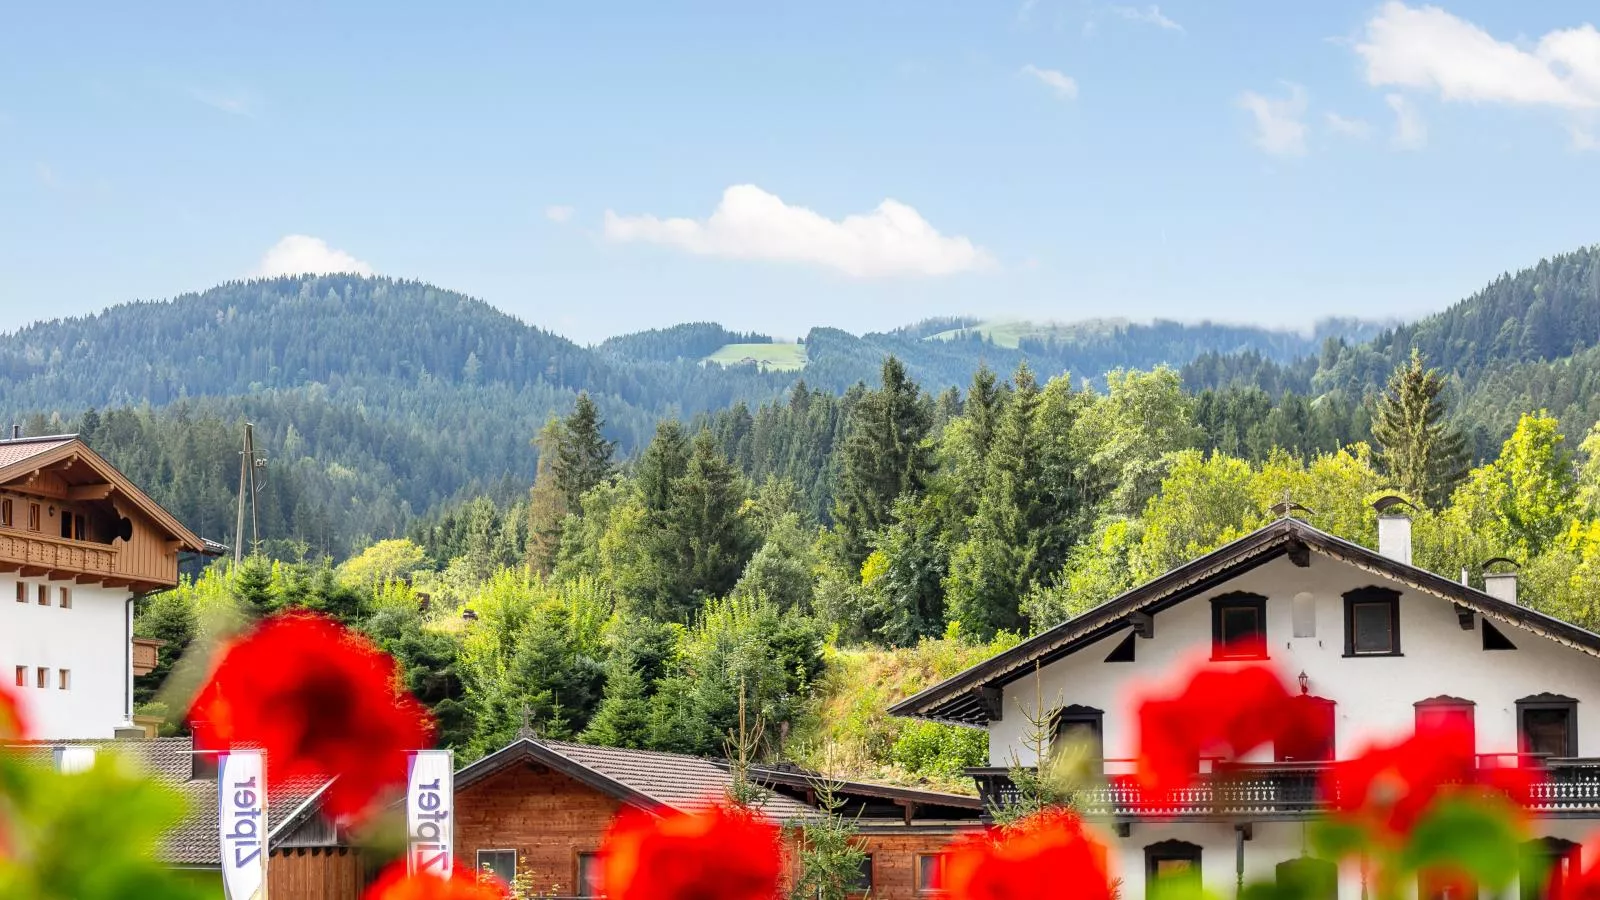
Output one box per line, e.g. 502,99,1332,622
456,761,628,894
0,437,208,590
268,847,367,899
452,741,981,900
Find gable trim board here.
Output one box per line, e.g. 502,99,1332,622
0,435,208,553
889,517,1600,727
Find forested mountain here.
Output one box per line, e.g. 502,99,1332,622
0,274,1391,554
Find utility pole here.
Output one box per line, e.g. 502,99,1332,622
233,423,264,564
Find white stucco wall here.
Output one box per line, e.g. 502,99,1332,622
0,575,133,739
990,554,1600,768
984,553,1600,899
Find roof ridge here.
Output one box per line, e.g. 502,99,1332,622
0,433,77,444
544,737,731,766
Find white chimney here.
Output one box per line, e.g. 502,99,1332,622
53,745,96,774
1377,514,1412,566
1484,572,1518,605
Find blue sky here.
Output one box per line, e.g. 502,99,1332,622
2,1,1598,343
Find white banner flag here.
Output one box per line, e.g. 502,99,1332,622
406,749,455,877
219,750,267,900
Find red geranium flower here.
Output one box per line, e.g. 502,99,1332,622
1552,843,1600,900
0,680,27,740
600,804,782,900
362,863,509,900
1134,655,1323,798
944,808,1114,900
189,612,434,820
1326,710,1539,838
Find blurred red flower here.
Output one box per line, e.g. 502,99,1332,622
1552,845,1600,900
1327,710,1539,838
362,864,509,900
189,612,434,820
600,804,781,900
0,680,27,740
1134,655,1323,797
944,808,1114,900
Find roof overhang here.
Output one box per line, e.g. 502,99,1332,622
889,518,1600,727
454,738,666,815
0,437,208,553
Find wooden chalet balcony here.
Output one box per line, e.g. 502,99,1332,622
969,758,1600,821
0,531,118,579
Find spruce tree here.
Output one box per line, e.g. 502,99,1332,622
1371,350,1468,508
833,357,933,568
556,392,617,509
525,417,568,575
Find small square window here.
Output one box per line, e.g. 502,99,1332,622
478,850,516,889
59,587,70,609
37,584,48,606
15,582,24,603
58,669,70,690
1344,588,1402,656
1211,593,1267,658
13,665,24,687
36,667,47,689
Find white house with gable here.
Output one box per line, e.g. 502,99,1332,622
892,505,1600,900
0,433,213,739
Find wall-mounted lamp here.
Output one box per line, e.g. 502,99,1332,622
1297,671,1310,695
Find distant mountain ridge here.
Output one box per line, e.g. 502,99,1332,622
7,247,1595,555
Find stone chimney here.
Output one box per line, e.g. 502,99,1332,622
1374,496,1413,566
1483,558,1519,605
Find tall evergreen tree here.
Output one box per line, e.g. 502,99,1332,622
833,357,933,568
1371,350,1469,508
556,392,617,509
526,417,568,575
642,431,758,621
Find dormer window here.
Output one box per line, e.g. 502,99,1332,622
1211,592,1268,659
1344,587,1402,656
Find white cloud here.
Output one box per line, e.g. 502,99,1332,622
190,88,254,116
545,205,575,224
1386,93,1428,149
1238,83,1309,156
1356,3,1600,109
1111,5,1183,32
1021,64,1079,100
1325,112,1373,138
602,184,993,278
1571,126,1600,151
253,235,374,278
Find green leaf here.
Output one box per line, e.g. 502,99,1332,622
1398,795,1525,888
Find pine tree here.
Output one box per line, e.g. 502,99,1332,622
636,420,691,513
556,392,617,510
1371,350,1469,508
579,662,652,749
526,418,568,575
833,357,933,568
652,432,757,619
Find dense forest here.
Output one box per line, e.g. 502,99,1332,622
0,274,1389,554
42,242,1600,787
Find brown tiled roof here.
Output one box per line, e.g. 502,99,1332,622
457,738,817,823
543,739,817,820
0,435,75,469
4,737,334,867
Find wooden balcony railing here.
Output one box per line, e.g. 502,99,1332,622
969,758,1600,821
0,532,118,577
